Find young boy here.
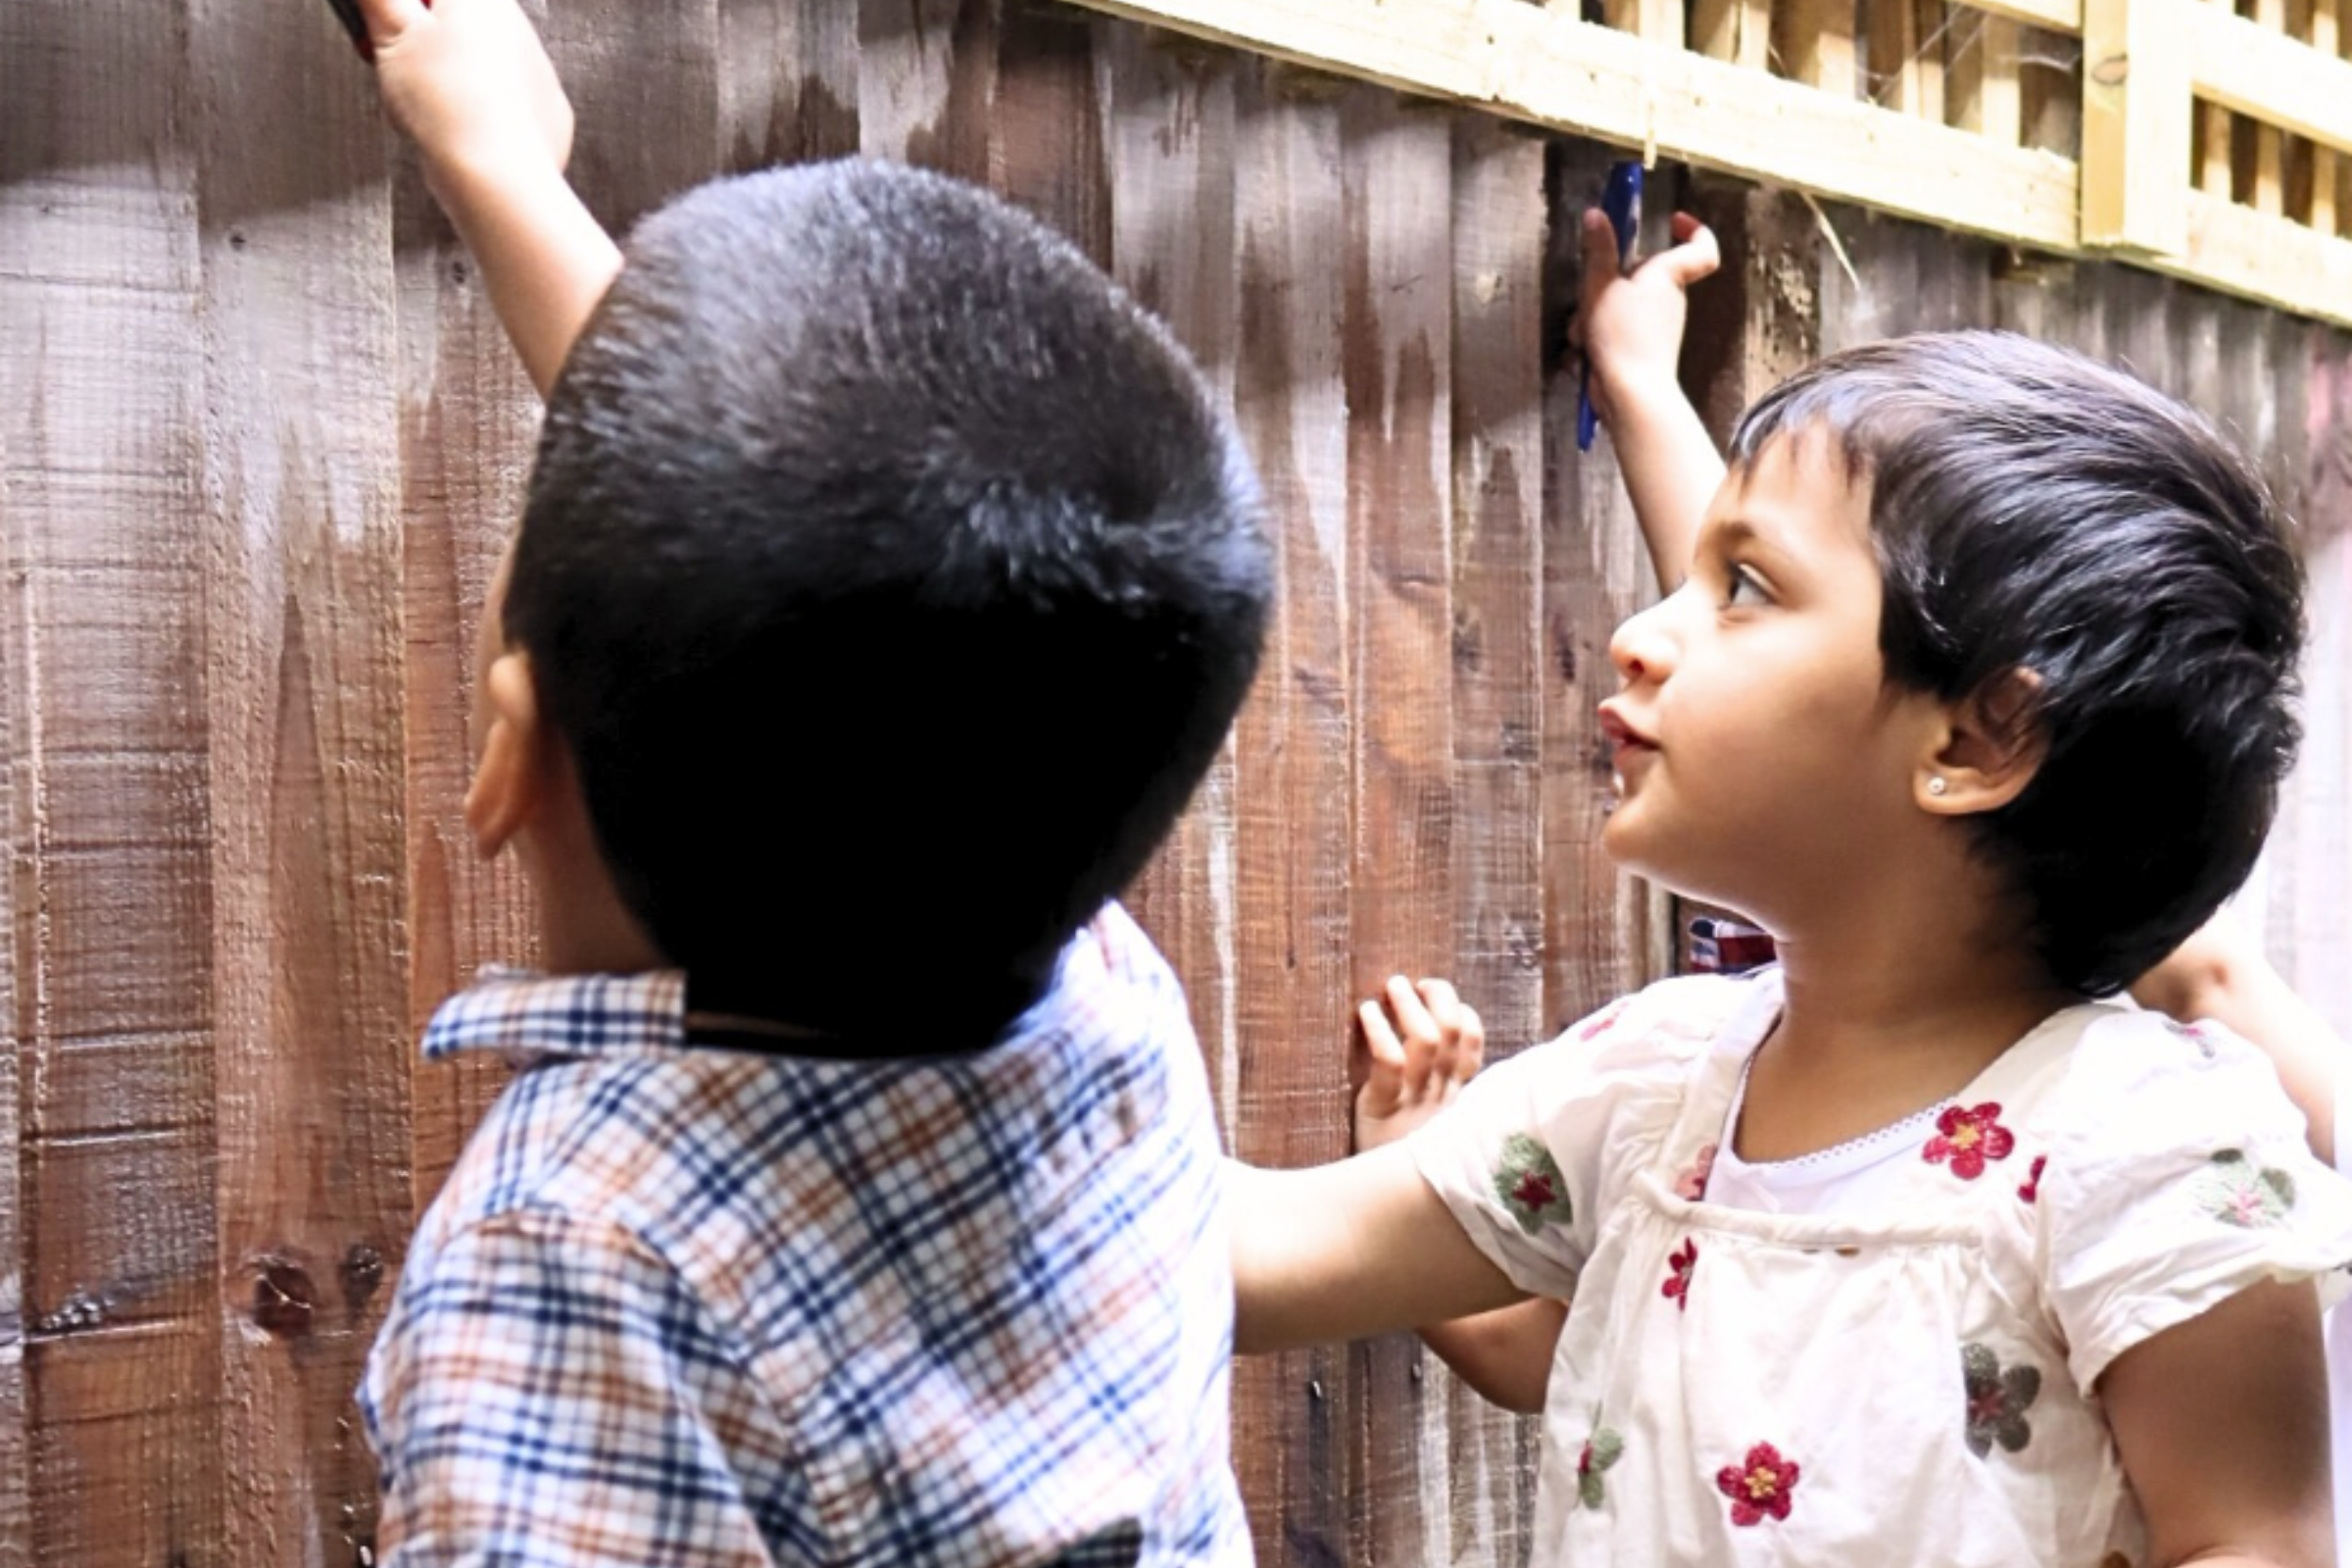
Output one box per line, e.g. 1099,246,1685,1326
345,1,1269,1561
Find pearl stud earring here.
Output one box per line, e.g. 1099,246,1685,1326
1928,776,1949,797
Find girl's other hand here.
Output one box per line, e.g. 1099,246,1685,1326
1354,976,1484,1152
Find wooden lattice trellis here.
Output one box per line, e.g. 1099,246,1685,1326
1066,0,2352,327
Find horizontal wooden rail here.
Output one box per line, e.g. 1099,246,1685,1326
2188,3,2352,157
1062,0,2079,246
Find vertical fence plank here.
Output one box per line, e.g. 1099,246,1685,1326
993,0,1113,263
191,4,416,1559
2281,331,2352,1028
1446,112,1548,1568
1104,24,1245,1134
2082,0,2190,255
2312,0,2341,233
1230,60,1356,1564
718,0,860,171
1340,83,1456,1568
860,0,996,180
1779,0,1860,93
1694,0,1774,69
1950,13,2024,143
393,128,539,1210
1869,0,1947,120
1542,144,1677,1036
0,425,25,1568
0,3,222,1564
2256,0,2291,216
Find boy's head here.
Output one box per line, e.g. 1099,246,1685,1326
1729,330,2304,996
489,159,1271,1044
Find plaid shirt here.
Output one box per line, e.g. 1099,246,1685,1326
361,904,1249,1567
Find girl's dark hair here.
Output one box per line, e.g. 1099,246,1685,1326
1730,331,2304,996
505,160,1272,1044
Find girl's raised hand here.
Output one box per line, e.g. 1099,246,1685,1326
1574,209,1720,430
1354,976,1485,1153
352,0,573,194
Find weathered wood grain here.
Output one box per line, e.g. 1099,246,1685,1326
1339,81,1457,1568
392,132,538,1207
1229,62,1357,1565
1105,22,1246,1138
1544,145,1682,1036
1,0,222,1562
1444,112,1549,1566
191,1,414,1557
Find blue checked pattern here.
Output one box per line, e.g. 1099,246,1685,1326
362,904,1250,1567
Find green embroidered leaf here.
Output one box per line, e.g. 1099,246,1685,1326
1960,1343,1999,1396
1579,1469,1606,1511
1590,1427,1625,1472
2195,1150,2296,1228
1492,1133,1575,1235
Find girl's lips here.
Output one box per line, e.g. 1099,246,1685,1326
1596,704,1656,752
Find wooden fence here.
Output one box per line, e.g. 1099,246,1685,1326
1,1,2346,1565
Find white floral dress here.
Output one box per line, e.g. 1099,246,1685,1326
1411,967,2352,1566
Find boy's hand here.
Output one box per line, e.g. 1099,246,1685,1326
355,0,573,194
1353,976,1484,1153
1573,209,1720,430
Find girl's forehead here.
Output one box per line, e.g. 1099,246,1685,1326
1712,433,1875,558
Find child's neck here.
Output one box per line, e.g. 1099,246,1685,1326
1732,920,2080,1165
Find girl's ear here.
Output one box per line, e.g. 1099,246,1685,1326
463,652,546,860
1918,667,2046,816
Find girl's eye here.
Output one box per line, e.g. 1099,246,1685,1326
1725,564,1771,609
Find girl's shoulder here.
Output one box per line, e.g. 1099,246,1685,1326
1539,968,1777,1072
2004,1004,2352,1389
2003,1002,2303,1149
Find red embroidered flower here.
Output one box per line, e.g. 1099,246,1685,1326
1675,1142,1719,1201
1513,1169,1559,1209
1662,1238,1697,1310
2017,1153,2046,1204
1715,1441,1800,1525
1574,999,1631,1044
1923,1102,2016,1181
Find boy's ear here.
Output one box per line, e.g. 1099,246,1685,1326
1917,667,2046,816
463,652,547,860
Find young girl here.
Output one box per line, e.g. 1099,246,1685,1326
1230,216,2352,1567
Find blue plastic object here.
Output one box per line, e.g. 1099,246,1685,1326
1577,161,1644,454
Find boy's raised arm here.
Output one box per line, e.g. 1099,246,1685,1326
1578,208,1727,593
354,0,623,398
2134,911,2347,1169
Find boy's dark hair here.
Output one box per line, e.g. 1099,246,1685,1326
1730,330,2304,997
504,159,1271,1045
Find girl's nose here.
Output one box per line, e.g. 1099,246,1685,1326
1609,599,1676,684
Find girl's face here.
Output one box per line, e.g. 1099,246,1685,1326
1598,432,1948,927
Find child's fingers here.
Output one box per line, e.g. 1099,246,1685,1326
1452,1004,1486,1083
353,0,431,42
1384,974,1444,1077
1579,207,1627,308
1357,998,1407,1110
1642,217,1721,290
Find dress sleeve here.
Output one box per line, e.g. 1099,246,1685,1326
1406,977,1733,1301
366,1211,801,1568
2039,1012,2352,1392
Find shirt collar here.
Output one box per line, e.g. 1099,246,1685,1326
420,965,689,1067
419,903,1166,1068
